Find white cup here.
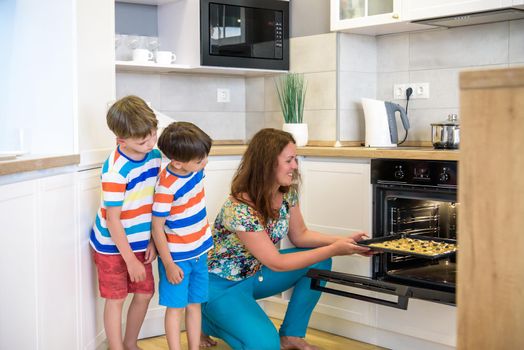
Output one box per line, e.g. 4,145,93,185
155,51,177,65
132,48,153,62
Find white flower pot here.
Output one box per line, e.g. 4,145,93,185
283,123,308,147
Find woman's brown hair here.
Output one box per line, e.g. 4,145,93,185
231,128,299,224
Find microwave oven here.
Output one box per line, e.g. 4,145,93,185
200,0,289,70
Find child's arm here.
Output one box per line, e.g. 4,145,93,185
144,240,157,264
106,206,146,282
151,216,184,284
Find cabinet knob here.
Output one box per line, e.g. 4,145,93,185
392,13,399,19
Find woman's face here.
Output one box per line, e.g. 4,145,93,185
274,142,298,187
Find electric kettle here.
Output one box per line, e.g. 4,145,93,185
361,98,410,147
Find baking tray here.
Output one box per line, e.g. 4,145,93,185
357,234,457,259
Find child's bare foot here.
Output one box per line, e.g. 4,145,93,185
123,342,143,350
280,336,320,350
200,333,218,347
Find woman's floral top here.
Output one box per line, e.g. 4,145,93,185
208,190,298,281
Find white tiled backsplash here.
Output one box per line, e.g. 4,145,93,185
116,20,524,143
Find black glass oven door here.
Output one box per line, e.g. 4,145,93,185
306,269,455,310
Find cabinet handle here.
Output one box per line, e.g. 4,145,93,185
392,13,399,19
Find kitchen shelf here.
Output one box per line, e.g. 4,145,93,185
115,61,286,76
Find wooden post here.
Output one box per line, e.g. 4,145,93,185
458,67,524,349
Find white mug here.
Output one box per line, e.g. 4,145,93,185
132,48,153,62
155,51,177,65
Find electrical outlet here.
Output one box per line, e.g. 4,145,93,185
217,88,230,103
393,82,430,99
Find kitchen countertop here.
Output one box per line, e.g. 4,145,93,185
0,145,458,178
0,154,80,177
210,145,460,161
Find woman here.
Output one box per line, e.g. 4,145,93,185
201,128,370,350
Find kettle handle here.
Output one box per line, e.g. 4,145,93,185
385,102,410,144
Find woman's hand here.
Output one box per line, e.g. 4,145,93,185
349,231,369,242
330,237,370,256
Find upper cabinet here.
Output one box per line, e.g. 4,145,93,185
330,0,524,35
403,0,522,21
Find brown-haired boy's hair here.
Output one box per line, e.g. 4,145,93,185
157,122,212,162
231,128,299,224
106,95,158,138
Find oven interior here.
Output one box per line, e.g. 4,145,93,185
376,195,458,291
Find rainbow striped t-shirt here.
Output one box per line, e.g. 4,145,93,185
152,166,213,262
90,147,162,254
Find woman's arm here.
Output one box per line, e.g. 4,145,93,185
237,229,369,272
287,204,368,248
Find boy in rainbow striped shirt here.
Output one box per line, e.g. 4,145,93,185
90,95,162,350
151,122,214,350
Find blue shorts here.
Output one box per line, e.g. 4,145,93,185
158,254,209,308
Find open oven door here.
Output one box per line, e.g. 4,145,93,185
307,269,455,310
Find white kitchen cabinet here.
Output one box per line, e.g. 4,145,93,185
331,0,401,30
298,157,375,325
403,0,521,21
0,173,79,350
204,156,242,222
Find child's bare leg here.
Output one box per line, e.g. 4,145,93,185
123,293,153,350
185,304,201,350
165,307,184,350
105,298,126,350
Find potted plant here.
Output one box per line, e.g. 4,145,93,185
275,73,308,146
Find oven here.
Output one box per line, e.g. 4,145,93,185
307,159,458,309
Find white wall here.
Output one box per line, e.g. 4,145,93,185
0,0,75,154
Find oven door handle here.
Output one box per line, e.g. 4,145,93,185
307,269,413,310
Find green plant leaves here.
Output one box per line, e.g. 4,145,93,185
275,73,307,124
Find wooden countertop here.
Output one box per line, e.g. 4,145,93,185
210,145,459,161
0,154,80,177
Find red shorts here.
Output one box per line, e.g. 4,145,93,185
92,250,155,299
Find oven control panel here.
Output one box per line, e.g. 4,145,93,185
371,159,457,187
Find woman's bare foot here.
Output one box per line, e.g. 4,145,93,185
200,333,218,348
280,336,320,350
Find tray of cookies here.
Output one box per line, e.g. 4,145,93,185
357,234,457,259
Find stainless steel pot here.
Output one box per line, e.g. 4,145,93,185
431,114,460,149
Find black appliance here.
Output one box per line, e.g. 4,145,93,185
200,0,289,70
307,159,458,309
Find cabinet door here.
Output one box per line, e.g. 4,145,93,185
331,0,401,31
38,173,79,349
0,181,39,349
204,156,241,223
403,0,513,21
299,157,375,325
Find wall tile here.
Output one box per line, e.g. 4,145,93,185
163,111,245,140
339,109,365,141
303,109,336,141
265,111,284,130
409,22,509,70
265,75,283,113
401,108,459,142
158,74,245,112
245,112,265,141
304,71,337,110
116,72,160,107
510,19,524,64
245,77,265,112
339,71,376,110
376,33,409,73
290,33,337,73
339,33,377,73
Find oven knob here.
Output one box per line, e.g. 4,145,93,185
394,165,405,180
439,168,450,182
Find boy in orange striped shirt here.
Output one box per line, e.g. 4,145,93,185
151,122,213,350
90,96,161,350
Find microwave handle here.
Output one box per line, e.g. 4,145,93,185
307,269,412,310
